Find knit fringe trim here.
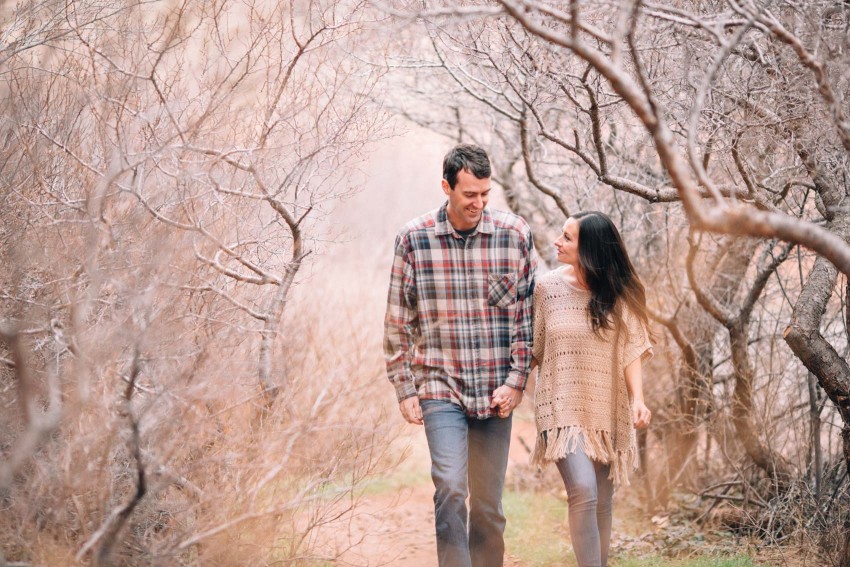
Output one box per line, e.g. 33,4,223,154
530,426,639,487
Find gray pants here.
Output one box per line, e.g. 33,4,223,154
555,443,614,567
421,399,513,567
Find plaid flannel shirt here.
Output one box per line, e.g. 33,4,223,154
383,203,537,419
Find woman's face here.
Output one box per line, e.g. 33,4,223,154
554,218,580,266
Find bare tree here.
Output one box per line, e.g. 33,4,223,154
1,0,396,564
383,0,850,562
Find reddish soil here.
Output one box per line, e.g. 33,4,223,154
317,407,540,566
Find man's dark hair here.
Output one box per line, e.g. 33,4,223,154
442,144,491,189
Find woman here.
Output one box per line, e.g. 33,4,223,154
529,211,652,567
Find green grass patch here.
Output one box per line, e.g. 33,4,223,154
503,489,576,566
612,556,756,567
502,488,757,567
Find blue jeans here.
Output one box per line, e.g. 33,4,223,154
421,399,512,567
556,443,614,567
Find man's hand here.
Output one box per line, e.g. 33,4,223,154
632,399,652,429
491,385,523,418
399,396,423,425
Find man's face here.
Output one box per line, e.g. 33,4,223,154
442,168,490,231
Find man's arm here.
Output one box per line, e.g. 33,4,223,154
493,227,536,417
505,226,537,391
383,233,421,423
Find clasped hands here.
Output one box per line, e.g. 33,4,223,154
398,385,523,425
490,384,522,418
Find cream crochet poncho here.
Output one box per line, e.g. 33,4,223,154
531,269,653,486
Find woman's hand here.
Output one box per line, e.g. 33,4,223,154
625,358,650,428
491,385,523,418
632,399,651,429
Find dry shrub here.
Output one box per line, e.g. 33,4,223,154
0,248,396,565
0,1,396,564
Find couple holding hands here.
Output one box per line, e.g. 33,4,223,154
384,144,653,567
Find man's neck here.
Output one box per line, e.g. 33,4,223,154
445,206,479,232
455,225,477,238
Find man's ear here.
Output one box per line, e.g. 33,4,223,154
441,178,452,196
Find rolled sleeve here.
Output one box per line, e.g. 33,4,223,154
532,281,545,365
383,235,419,402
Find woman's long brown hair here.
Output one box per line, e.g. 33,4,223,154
572,211,652,341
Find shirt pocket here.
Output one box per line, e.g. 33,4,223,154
487,272,518,309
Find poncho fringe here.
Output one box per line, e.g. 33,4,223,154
530,425,640,487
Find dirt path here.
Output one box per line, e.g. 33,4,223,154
313,407,791,567
322,410,542,566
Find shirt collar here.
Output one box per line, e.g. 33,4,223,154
435,202,495,237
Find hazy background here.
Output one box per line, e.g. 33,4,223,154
3,1,849,565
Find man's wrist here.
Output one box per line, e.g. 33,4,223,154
393,379,417,403
505,370,527,391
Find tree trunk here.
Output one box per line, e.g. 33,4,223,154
258,254,302,407
783,256,850,439
730,321,793,485
656,238,761,505
842,425,850,567
783,254,850,565
654,311,714,508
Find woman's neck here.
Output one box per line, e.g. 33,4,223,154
561,264,589,290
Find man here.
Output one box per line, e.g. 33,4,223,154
384,144,536,567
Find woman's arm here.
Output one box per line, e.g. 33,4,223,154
624,357,651,429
